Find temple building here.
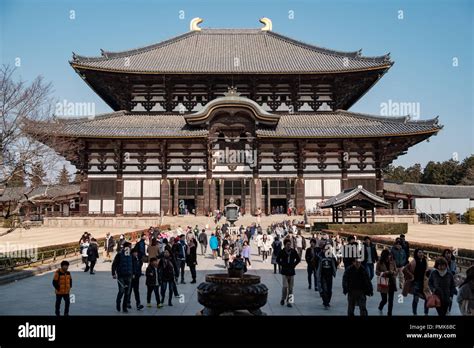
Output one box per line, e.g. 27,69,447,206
28,18,442,217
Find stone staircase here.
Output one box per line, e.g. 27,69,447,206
161,214,304,230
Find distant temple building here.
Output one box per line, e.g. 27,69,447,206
28,18,441,217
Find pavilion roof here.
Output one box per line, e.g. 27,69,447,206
384,182,474,199
321,185,390,208
70,29,392,74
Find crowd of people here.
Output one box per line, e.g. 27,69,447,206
52,221,473,317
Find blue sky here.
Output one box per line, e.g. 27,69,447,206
1,0,472,168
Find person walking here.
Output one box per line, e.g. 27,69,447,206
457,265,474,315
390,239,407,289
104,232,115,262
241,241,252,268
271,236,282,274
128,247,144,310
375,249,397,316
261,234,271,263
362,236,378,280
85,238,99,274
52,260,72,316
147,238,160,260
403,249,430,315
399,234,410,265
305,238,320,290
145,257,162,308
186,238,197,283
160,250,176,306
429,257,457,316
317,244,337,309
295,231,306,259
112,242,133,313
209,233,219,259
80,238,90,271
277,239,301,307
256,233,263,256
342,259,373,316
176,235,187,284
198,229,208,255
222,243,231,269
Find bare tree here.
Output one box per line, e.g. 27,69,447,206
0,65,78,220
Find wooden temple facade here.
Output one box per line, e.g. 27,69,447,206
28,18,442,217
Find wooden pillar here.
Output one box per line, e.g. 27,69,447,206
371,207,375,223
359,210,363,223
342,207,345,224
251,178,262,215
241,178,246,214
79,172,88,216
219,179,224,212
266,178,271,215
115,174,123,216
203,179,210,216
295,178,305,215
210,179,217,213
161,179,170,215
173,179,179,215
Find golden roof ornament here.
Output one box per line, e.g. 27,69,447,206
190,17,203,31
259,17,272,31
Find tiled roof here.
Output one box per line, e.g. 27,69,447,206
384,182,474,199
27,110,441,139
28,111,209,138
256,110,441,138
71,29,392,74
0,185,80,202
321,185,390,208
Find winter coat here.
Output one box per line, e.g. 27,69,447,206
342,264,373,296
317,256,337,285
131,255,142,278
111,250,133,278
147,245,160,260
276,248,301,276
136,239,146,260
186,245,197,266
160,258,176,282
80,242,89,258
457,280,474,315
198,232,208,245
176,240,187,260
375,259,397,293
87,242,99,262
390,247,407,267
242,245,251,259
261,239,271,252
362,243,379,265
305,247,320,269
402,259,431,298
145,264,161,286
209,236,219,250
52,269,72,295
105,236,115,252
429,269,457,304
271,240,282,264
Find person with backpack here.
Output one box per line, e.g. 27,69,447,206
112,242,133,313
145,257,162,308
160,249,176,306
52,260,72,316
85,238,99,274
209,233,219,259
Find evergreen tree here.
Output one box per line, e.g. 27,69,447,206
57,165,70,185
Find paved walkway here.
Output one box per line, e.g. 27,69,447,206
0,238,461,316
